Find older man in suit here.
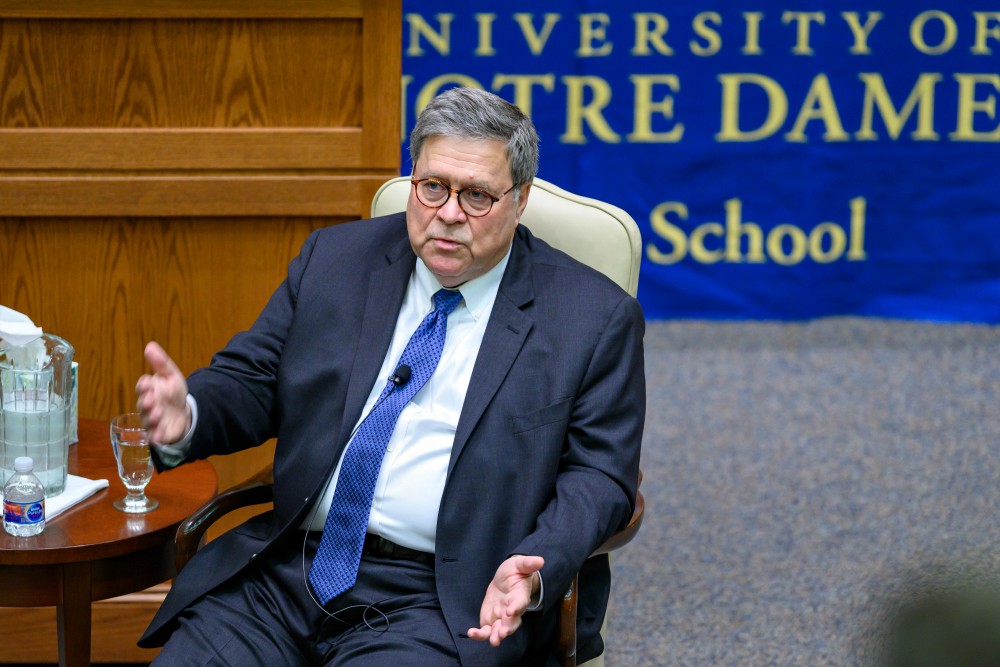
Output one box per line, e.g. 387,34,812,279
135,87,644,666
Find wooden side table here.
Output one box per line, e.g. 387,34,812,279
0,418,217,667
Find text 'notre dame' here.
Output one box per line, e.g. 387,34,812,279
403,11,1000,144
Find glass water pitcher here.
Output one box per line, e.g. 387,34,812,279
0,334,75,496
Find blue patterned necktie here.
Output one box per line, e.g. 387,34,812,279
308,288,464,604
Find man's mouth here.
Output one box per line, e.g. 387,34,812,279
432,237,463,250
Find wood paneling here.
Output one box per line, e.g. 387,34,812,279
0,19,362,128
0,175,389,216
0,0,400,661
0,216,333,419
0,129,365,169
0,0,400,216
0,0,364,19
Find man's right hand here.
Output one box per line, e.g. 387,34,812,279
135,341,190,444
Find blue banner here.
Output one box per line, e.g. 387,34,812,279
402,2,1000,321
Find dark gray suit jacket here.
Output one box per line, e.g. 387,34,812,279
139,213,645,665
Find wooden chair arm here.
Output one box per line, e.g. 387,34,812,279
557,485,645,667
592,488,645,557
559,574,581,667
174,465,275,573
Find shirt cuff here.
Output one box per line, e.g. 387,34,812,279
526,571,544,612
150,394,198,468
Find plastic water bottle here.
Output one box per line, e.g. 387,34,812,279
3,456,45,537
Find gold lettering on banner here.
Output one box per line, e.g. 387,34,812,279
560,76,621,143
950,74,1000,141
646,197,868,266
403,10,1000,62
475,14,497,56
401,75,414,141
724,199,766,263
492,74,555,117
632,13,673,56
785,74,849,142
767,224,808,265
690,222,725,263
628,75,684,142
808,222,847,263
401,72,1000,146
691,12,723,57
513,13,562,56
972,12,1000,54
577,13,614,56
717,73,953,144
848,197,868,260
841,11,883,54
400,12,1000,145
742,12,765,55
782,11,826,55
717,74,788,141
857,73,941,140
911,10,958,55
406,13,454,56
647,201,689,265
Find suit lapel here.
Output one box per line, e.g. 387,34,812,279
337,229,416,448
449,229,535,473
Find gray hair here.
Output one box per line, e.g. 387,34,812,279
409,87,539,200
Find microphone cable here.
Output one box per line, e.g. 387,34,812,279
299,365,412,628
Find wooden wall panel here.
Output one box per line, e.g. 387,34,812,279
0,174,389,216
0,0,400,217
0,216,333,419
0,0,400,661
0,19,362,128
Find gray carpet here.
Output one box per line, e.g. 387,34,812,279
604,318,1000,666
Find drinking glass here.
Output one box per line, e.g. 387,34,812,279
109,413,158,513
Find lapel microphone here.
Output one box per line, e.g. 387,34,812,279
342,364,412,449
390,364,412,386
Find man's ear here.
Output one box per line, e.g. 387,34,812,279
515,183,531,221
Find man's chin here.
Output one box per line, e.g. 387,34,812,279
434,273,468,289
423,258,469,287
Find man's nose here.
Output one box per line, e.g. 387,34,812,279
436,192,468,223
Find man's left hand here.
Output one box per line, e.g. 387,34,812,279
467,555,545,647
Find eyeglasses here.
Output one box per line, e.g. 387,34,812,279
411,178,515,217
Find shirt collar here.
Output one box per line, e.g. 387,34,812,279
414,246,512,323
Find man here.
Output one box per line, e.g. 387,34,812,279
136,87,644,665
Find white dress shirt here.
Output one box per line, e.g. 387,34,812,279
301,252,509,552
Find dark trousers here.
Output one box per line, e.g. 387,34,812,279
152,532,459,666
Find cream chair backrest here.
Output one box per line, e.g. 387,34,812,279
370,176,642,298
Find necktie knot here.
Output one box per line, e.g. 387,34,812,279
433,288,463,316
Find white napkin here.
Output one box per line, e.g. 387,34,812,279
0,305,44,347
47,474,109,519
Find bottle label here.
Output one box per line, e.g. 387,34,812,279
4,499,44,525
